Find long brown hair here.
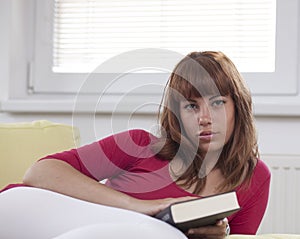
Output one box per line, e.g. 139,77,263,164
153,51,257,194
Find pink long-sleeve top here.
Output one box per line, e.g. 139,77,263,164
2,129,271,235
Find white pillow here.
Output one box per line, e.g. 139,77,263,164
54,222,186,239
0,187,187,239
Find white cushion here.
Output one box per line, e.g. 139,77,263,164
0,187,187,239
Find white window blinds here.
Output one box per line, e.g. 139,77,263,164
52,0,276,73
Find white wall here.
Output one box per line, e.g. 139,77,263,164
1,1,299,152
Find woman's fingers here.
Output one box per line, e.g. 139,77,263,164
186,219,228,239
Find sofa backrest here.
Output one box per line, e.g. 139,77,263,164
0,120,80,189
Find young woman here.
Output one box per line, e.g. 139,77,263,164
22,51,270,238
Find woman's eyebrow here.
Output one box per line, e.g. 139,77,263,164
209,95,222,101
183,98,197,103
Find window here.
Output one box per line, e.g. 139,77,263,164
52,0,275,74
29,0,299,97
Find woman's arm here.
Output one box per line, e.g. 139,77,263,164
23,159,192,216
23,159,133,208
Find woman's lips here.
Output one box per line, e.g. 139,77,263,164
199,131,215,140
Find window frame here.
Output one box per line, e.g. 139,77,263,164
31,0,299,96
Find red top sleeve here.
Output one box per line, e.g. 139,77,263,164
40,129,154,181
229,159,271,235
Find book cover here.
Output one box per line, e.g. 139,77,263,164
155,191,240,232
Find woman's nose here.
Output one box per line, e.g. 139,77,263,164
199,116,211,126
197,106,211,126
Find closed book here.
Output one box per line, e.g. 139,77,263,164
155,191,240,232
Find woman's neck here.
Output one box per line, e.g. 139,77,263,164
169,155,226,197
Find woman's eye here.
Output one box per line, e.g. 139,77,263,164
211,99,225,107
184,103,197,110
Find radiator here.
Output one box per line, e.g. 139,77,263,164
258,155,300,234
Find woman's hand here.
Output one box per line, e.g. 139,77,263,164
129,196,197,216
186,218,229,239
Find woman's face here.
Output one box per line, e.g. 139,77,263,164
179,94,235,153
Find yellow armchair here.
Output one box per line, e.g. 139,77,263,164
228,235,300,239
0,120,80,189
0,121,299,238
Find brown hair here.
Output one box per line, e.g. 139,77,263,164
154,51,257,194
